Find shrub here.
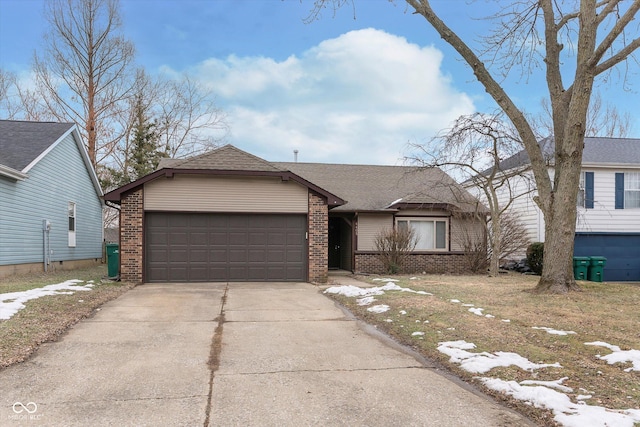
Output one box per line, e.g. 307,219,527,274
374,227,417,274
526,242,544,275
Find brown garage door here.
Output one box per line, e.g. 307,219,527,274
145,213,307,282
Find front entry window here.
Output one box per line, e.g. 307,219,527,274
397,218,447,251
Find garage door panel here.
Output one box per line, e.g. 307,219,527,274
574,233,640,281
229,232,247,245
248,249,267,264
249,232,267,245
146,213,307,282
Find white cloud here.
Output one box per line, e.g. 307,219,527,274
185,28,475,164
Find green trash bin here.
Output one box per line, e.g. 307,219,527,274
573,257,590,280
106,243,119,278
588,256,606,282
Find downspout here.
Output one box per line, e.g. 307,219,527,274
42,219,51,272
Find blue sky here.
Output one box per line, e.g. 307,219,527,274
0,0,637,165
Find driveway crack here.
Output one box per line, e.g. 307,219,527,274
203,282,228,427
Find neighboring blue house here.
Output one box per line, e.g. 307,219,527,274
0,120,104,278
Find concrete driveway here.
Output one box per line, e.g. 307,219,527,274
0,282,530,426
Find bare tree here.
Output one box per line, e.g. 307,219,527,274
33,0,135,167
156,75,228,158
309,0,640,293
408,113,536,276
534,92,634,138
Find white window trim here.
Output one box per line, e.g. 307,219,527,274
577,171,585,208
624,172,640,209
68,202,76,247
396,217,448,252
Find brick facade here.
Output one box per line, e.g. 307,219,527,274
355,252,471,275
308,192,328,283
120,189,144,284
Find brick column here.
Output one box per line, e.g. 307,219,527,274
120,188,144,284
308,192,328,283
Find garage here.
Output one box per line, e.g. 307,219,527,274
574,233,640,282
145,212,307,282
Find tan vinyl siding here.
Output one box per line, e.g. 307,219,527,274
357,213,393,251
450,217,486,252
144,175,308,213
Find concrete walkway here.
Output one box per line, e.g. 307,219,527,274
0,281,531,426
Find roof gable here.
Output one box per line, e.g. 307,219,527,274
104,145,343,206
0,120,75,171
0,120,103,196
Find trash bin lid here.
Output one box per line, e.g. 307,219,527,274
589,256,607,265
573,256,590,264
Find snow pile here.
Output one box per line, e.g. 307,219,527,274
520,377,573,393
468,307,484,316
479,378,640,427
367,305,390,313
532,326,577,336
324,283,432,302
437,340,562,374
0,280,96,320
324,283,400,298
585,342,640,372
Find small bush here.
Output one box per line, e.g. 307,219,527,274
526,242,544,275
374,227,417,274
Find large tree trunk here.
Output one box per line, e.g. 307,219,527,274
535,171,582,293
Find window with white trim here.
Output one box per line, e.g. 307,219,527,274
397,218,447,251
68,202,76,247
577,172,585,207
625,172,640,209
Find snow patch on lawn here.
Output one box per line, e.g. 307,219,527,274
585,342,640,372
532,326,577,336
479,378,640,427
437,340,562,374
367,304,390,313
0,280,96,320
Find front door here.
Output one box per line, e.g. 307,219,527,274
328,217,341,269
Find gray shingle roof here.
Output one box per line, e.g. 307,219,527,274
275,162,483,212
162,144,286,172
0,120,74,171
150,145,483,213
497,137,640,171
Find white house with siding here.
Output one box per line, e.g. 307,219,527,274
492,137,640,281
0,120,104,278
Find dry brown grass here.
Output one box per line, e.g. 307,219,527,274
327,273,640,426
0,265,133,369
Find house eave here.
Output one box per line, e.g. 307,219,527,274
0,164,28,181
581,162,640,169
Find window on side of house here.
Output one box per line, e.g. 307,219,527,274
577,172,585,207
396,218,447,251
68,202,76,247
625,172,640,209
578,171,594,209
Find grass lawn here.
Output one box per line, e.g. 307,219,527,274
325,273,640,426
0,264,133,369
